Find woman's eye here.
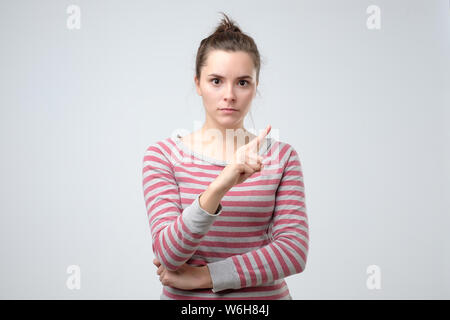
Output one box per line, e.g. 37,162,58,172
211,79,249,86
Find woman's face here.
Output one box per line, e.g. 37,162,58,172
195,50,258,129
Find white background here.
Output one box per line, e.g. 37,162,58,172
0,0,448,299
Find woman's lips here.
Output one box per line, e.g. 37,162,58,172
219,108,238,114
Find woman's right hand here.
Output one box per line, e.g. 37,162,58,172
213,125,272,192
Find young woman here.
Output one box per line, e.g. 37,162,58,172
142,12,309,300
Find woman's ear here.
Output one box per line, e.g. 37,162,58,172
194,75,202,96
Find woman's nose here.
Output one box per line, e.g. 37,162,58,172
224,84,236,102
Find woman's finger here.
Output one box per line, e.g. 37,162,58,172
157,265,164,276
237,146,261,164
245,153,263,166
247,125,271,152
244,152,263,168
246,161,262,172
241,162,257,176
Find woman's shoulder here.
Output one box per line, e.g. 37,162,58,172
143,136,179,162
266,137,296,155
145,135,178,151
265,138,303,168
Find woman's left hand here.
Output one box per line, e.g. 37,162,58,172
153,258,212,290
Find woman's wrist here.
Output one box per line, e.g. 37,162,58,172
198,265,213,289
209,179,230,198
199,181,229,215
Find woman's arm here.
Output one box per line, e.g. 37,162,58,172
206,145,309,292
199,179,229,215
142,142,225,272
153,257,212,290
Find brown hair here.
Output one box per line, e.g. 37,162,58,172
195,12,262,86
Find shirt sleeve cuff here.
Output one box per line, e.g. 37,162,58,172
182,192,223,234
207,258,241,293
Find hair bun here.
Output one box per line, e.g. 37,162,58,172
217,24,241,33
214,12,242,34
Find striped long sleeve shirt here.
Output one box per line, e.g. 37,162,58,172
142,133,309,300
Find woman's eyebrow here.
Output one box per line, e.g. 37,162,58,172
208,73,253,79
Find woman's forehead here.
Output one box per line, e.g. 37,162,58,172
204,51,255,75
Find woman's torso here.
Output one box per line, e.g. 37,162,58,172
159,134,292,299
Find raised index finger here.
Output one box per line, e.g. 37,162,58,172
251,124,271,151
